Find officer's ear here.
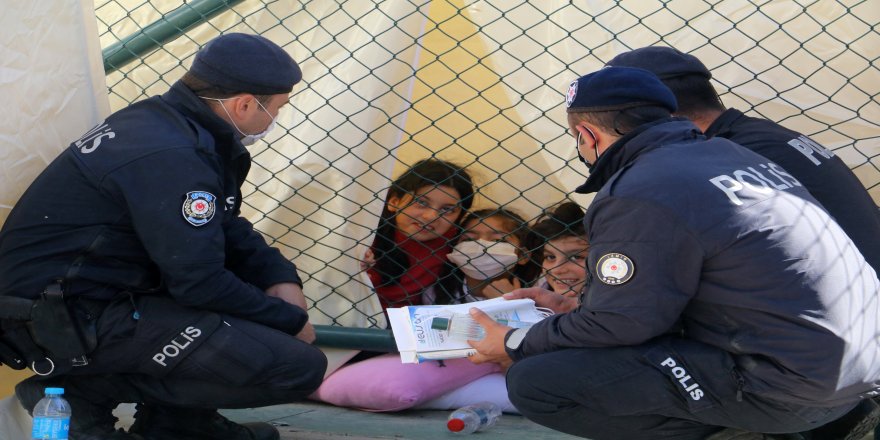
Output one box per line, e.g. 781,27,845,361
581,122,613,155
225,94,259,119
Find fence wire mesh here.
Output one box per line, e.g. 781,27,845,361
93,0,880,329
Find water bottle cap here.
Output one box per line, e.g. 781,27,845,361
44,387,64,395
447,418,465,432
431,317,450,331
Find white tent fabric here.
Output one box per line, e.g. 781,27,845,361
0,0,110,225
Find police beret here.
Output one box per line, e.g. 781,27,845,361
565,67,678,113
190,33,302,95
606,46,712,80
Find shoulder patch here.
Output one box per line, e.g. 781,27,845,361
596,253,634,285
182,191,216,227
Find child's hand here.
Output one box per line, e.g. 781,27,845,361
360,248,376,271
483,277,522,299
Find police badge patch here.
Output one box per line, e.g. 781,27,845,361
596,253,634,285
182,191,216,227
566,80,578,108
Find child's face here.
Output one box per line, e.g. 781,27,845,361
388,185,462,241
460,216,521,248
542,236,589,297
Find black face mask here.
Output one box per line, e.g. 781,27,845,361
575,128,598,169
577,152,591,168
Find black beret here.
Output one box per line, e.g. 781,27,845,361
190,33,302,95
565,67,678,113
606,46,711,80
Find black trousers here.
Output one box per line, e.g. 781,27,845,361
506,336,854,440
26,295,327,410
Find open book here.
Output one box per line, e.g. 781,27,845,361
387,297,551,363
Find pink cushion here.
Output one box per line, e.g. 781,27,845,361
309,353,499,412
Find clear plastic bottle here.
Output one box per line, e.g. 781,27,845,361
446,401,503,434
431,313,532,341
31,387,71,440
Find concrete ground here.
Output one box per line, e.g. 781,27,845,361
221,401,580,440
221,401,880,440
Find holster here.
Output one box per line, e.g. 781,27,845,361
0,296,37,371
0,282,98,376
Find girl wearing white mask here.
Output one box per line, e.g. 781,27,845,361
428,208,539,304
528,201,589,298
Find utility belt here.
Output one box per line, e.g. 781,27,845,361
0,281,98,376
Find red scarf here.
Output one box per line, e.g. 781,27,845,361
368,229,455,309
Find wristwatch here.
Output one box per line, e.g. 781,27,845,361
504,327,530,352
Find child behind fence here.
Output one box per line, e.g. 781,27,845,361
527,201,589,298
364,159,475,309
428,208,539,305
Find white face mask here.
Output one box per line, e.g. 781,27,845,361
447,239,519,280
200,96,277,146
239,116,277,146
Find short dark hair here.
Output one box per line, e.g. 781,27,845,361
180,72,272,104
661,74,725,120
569,105,672,136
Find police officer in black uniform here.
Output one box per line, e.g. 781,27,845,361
606,46,880,275
608,47,880,439
0,33,327,440
467,67,880,439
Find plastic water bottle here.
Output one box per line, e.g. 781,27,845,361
446,401,503,434
432,313,532,341
31,387,71,440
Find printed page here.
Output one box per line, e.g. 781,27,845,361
388,298,548,363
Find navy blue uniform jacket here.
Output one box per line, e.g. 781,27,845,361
0,82,308,336
706,108,880,273
512,119,880,406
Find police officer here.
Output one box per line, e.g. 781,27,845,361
606,46,880,275
0,33,327,440
467,67,880,439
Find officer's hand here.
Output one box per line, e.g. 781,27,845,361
466,308,513,370
503,287,577,314
295,322,316,344
266,283,308,310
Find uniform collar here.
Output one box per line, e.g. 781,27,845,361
574,117,701,194
703,108,744,139
161,81,250,160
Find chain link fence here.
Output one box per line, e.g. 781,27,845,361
92,0,880,330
